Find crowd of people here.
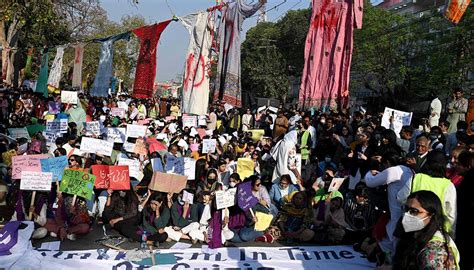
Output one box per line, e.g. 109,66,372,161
0,85,473,269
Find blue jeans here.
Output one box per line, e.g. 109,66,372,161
230,227,264,242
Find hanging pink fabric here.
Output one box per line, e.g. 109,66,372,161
132,20,172,99
299,0,363,110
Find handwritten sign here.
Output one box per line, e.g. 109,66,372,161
123,141,135,153
182,115,197,128
215,188,237,209
111,108,126,118
40,156,68,182
61,90,78,104
165,154,184,175
80,137,113,156
254,212,273,231
12,154,49,179
328,177,345,192
133,138,148,156
237,158,254,180
118,158,140,179
91,165,130,190
182,190,194,204
46,120,67,134
106,128,126,143
8,128,31,140
183,158,196,180
190,143,199,152
381,107,413,137
85,121,101,136
20,171,53,191
60,169,95,200
202,139,217,154
126,124,147,138
237,181,258,211
149,172,187,194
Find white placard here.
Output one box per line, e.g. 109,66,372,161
118,158,140,179
215,188,237,209
8,128,30,140
20,171,53,191
183,157,196,180
182,115,197,128
202,139,217,154
80,137,113,156
198,115,207,127
328,177,345,192
85,121,101,136
224,103,234,113
60,90,78,104
106,128,126,143
126,124,147,138
381,107,413,137
123,141,135,153
46,120,68,134
110,108,126,118
182,190,194,204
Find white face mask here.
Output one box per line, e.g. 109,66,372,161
229,182,236,188
402,212,429,232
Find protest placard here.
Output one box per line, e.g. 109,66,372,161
118,158,140,179
182,190,194,204
26,124,46,136
182,115,197,128
48,102,60,114
80,137,113,156
60,169,95,200
106,127,126,143
149,140,167,153
381,107,413,137
196,128,207,139
328,178,345,192
165,154,185,175
198,115,207,127
202,139,217,154
151,158,164,172
126,124,147,138
40,156,68,182
237,182,258,211
123,141,135,153
60,90,78,104
133,138,148,156
20,171,53,191
8,128,30,140
59,119,68,133
237,158,254,180
85,121,101,136
12,154,49,179
110,108,126,118
254,212,273,231
44,132,59,147
189,143,199,152
149,172,187,193
46,119,68,134
215,188,237,209
183,157,196,180
248,130,265,142
91,165,130,190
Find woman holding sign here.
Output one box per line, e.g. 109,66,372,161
139,191,170,245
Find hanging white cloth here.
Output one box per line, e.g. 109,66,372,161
47,45,67,90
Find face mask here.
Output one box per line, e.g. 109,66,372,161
99,115,106,122
119,191,126,197
320,119,326,124
402,212,429,232
229,182,237,188
177,196,184,205
208,178,216,184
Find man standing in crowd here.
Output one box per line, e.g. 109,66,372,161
428,91,442,128
447,88,468,133
406,135,430,173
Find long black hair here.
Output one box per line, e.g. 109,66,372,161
144,192,166,225
393,190,454,270
421,150,447,178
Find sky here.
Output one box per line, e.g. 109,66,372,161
100,0,309,81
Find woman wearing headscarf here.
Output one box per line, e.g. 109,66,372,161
270,130,298,183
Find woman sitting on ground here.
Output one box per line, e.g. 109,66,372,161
139,191,170,245
102,187,140,241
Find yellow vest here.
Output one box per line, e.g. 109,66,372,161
301,130,311,160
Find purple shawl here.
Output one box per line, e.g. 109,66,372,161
176,204,190,219
207,210,222,249
0,221,21,255
14,191,25,221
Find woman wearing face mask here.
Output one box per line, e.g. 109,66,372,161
392,191,459,270
228,173,241,188
139,191,169,245
269,174,300,210
102,188,140,241
196,169,219,195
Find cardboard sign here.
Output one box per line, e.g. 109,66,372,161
123,141,135,153
20,171,53,191
126,124,147,138
328,177,345,192
61,90,78,104
80,137,113,156
183,157,196,180
111,108,126,118
202,139,217,154
60,169,95,200
8,128,31,140
149,172,187,193
133,138,148,156
254,212,273,231
91,165,130,190
237,181,259,211
118,158,140,179
40,156,68,182
182,190,194,204
237,158,254,180
215,188,237,209
12,154,49,179
85,121,101,136
165,154,185,175
182,115,197,128
151,158,164,172
106,128,126,143
381,107,413,137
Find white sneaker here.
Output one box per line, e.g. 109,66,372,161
67,234,76,241
50,232,58,238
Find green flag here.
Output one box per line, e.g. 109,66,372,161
36,48,49,98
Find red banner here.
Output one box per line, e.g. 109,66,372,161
91,165,130,190
132,20,172,99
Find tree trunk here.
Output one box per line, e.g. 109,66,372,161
0,18,21,86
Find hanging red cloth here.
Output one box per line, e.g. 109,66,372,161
132,20,172,99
